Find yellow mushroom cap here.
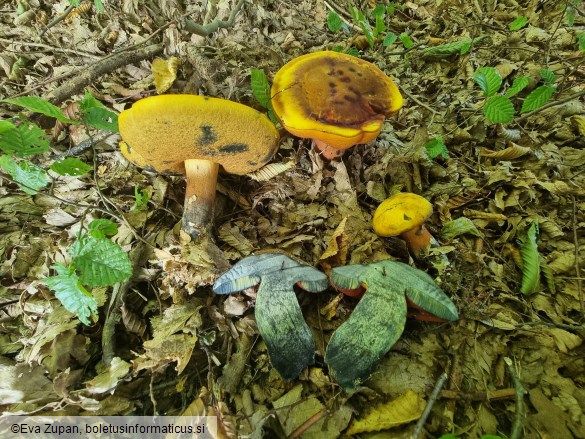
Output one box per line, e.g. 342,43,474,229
118,94,279,174
372,193,433,237
271,51,403,151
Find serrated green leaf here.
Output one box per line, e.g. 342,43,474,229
0,156,48,194
93,0,104,13
2,96,77,124
539,68,556,84
371,5,386,19
374,14,385,36
577,33,585,51
441,217,481,240
44,263,98,325
250,68,272,110
132,185,149,211
50,157,92,176
422,39,472,57
345,47,361,57
0,123,50,156
566,5,576,26
521,85,556,113
509,16,528,31
70,235,132,286
425,136,449,159
399,32,413,49
382,32,398,47
79,91,108,112
88,219,118,239
0,120,15,134
505,76,530,97
326,11,342,33
519,222,540,295
82,107,119,132
484,95,515,124
473,67,502,96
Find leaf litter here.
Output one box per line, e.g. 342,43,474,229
0,0,584,437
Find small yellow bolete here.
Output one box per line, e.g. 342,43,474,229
119,94,279,239
271,51,403,159
372,193,434,258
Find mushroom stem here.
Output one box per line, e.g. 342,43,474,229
182,159,220,240
400,224,433,257
313,139,344,160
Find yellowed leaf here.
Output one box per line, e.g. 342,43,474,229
346,390,426,435
85,357,131,394
547,328,582,353
152,56,180,94
480,143,531,160
571,115,585,136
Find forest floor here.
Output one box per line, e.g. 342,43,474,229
0,1,584,438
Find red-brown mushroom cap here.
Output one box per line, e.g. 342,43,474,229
271,51,403,155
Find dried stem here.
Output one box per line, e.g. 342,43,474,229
412,372,449,439
183,0,245,36
505,357,526,439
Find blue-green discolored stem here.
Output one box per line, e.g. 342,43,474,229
213,253,328,380
325,259,458,392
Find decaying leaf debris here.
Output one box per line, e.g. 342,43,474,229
0,1,584,438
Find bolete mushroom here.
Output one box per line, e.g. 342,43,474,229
213,253,328,380
325,259,458,392
118,94,279,239
372,193,436,258
271,51,403,159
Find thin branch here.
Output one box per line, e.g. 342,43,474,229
39,4,75,38
45,44,163,104
516,90,585,122
412,372,448,439
0,38,101,60
572,195,584,319
505,357,526,439
183,0,245,36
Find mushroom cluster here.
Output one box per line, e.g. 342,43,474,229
271,51,403,159
118,94,279,239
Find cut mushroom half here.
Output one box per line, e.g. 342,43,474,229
119,94,279,239
325,259,458,392
213,253,328,380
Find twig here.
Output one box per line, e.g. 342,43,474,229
516,90,585,123
572,196,584,319
39,4,75,38
504,357,526,439
0,38,101,60
288,409,326,439
440,388,516,401
401,87,437,114
323,1,361,31
183,0,245,36
45,43,163,104
412,372,448,439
